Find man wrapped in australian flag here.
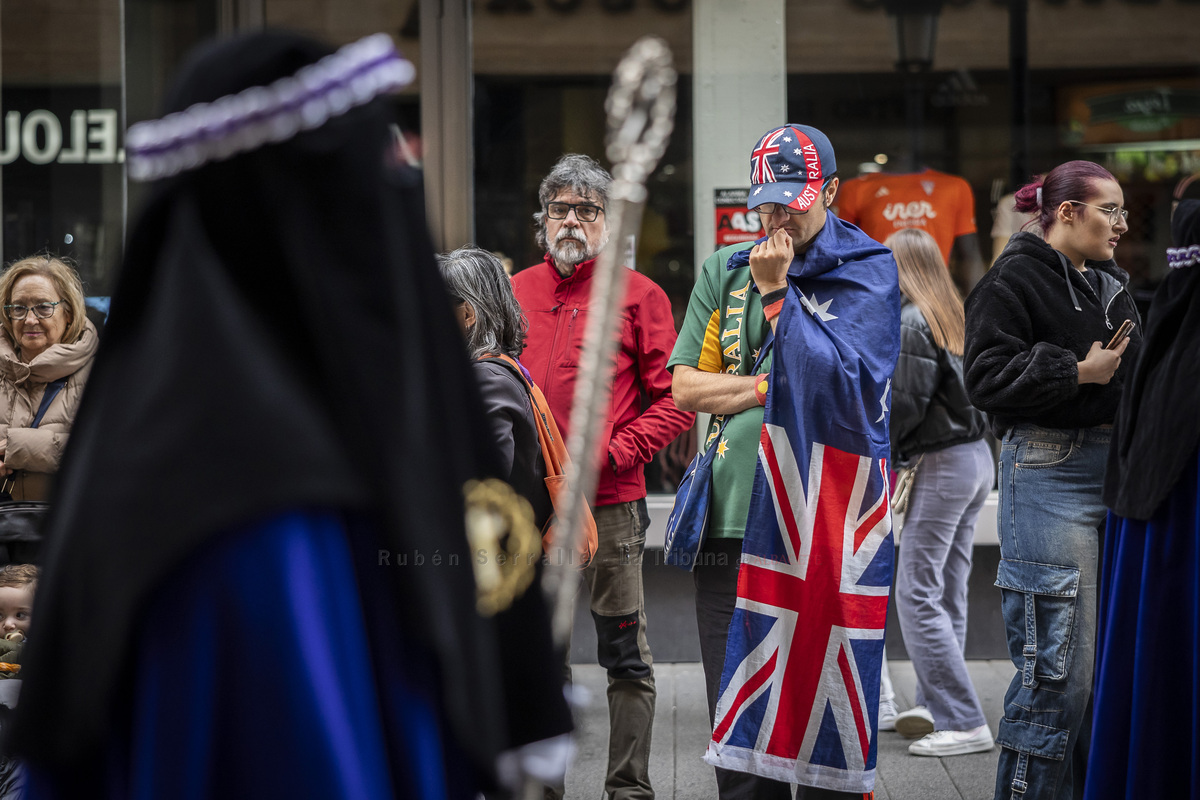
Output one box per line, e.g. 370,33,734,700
669,123,900,799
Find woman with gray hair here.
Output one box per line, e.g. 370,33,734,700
437,247,541,510
437,245,574,796
439,244,547,523
439,245,527,361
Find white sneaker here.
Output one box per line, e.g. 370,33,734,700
893,705,935,738
907,725,995,757
878,698,898,731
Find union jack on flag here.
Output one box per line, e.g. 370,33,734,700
712,215,901,794
750,128,786,185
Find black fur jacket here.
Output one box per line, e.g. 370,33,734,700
963,232,1142,436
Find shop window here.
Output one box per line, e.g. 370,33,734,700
0,0,217,307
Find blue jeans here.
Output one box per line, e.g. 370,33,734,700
896,438,994,732
993,424,1109,800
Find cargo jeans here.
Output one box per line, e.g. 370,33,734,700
993,424,1109,800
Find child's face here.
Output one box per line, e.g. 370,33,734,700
0,585,33,636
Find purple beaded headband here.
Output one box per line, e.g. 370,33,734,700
1167,245,1200,270
125,33,414,183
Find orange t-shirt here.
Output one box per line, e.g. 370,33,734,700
833,169,976,265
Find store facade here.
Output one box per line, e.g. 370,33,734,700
1,0,1197,489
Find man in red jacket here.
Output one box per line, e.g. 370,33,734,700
512,153,694,800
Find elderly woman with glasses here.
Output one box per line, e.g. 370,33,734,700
0,255,98,501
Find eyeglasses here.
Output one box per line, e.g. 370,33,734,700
545,202,604,222
4,302,60,320
1069,202,1129,227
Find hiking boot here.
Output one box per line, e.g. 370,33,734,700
893,705,935,738
907,725,995,757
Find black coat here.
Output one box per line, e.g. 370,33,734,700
12,31,513,782
471,359,572,748
890,301,986,465
473,360,553,530
1105,200,1200,519
964,232,1142,436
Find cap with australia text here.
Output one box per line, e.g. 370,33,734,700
748,124,837,213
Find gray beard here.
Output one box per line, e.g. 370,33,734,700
551,237,592,267
549,229,609,272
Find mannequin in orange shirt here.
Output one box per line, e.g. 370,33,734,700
834,168,986,292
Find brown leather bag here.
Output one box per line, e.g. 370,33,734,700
483,354,598,566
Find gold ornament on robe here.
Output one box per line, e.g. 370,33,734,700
463,478,542,616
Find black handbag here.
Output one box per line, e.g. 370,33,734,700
0,501,48,566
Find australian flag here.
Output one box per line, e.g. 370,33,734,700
708,216,901,793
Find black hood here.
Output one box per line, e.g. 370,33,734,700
1105,200,1200,519
11,29,508,780
1000,231,1130,314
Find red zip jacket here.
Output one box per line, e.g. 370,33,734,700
512,255,694,506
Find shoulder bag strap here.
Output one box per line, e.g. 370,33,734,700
477,354,563,475
31,377,68,429
1,376,66,497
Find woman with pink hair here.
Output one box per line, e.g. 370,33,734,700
964,161,1141,800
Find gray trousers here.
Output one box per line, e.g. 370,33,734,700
895,438,994,732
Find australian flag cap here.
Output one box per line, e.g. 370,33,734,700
748,124,837,212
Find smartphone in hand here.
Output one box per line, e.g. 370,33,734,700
1105,319,1135,350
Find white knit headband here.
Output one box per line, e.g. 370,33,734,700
125,33,414,183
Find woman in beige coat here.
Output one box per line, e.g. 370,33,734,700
0,256,98,501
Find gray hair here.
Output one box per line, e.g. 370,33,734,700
534,154,612,251
436,246,527,360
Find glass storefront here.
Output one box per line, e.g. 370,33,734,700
2,0,126,299
465,0,1200,492
1,0,1197,492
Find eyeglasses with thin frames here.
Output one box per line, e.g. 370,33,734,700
751,202,815,217
1069,201,1129,227
545,202,604,222
4,302,60,320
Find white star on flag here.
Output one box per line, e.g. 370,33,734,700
784,190,794,197
876,379,890,423
754,187,763,195
783,136,792,142
799,291,837,322
779,165,790,173
794,148,803,155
